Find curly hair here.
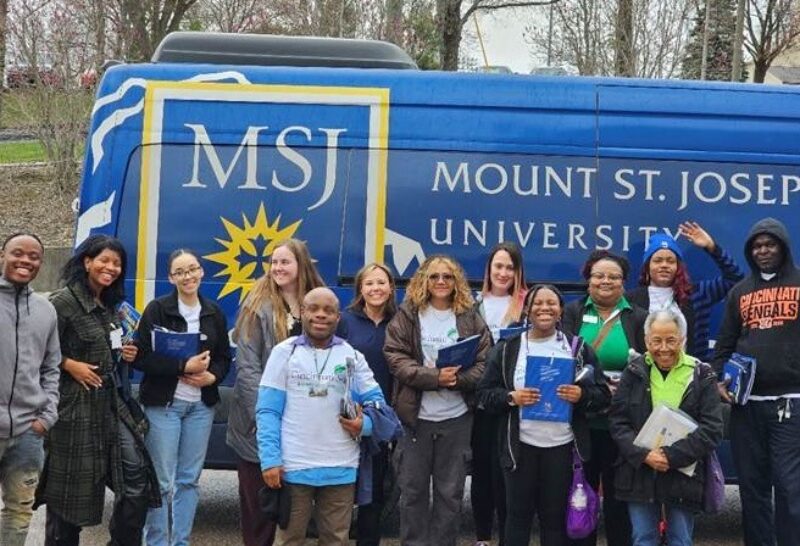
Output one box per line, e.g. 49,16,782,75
638,258,694,307
404,255,474,314
348,262,398,317
580,249,630,281
481,242,527,324
234,238,325,343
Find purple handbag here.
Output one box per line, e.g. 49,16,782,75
566,446,600,539
703,450,725,514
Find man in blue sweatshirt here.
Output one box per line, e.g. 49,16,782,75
713,218,800,546
0,232,61,546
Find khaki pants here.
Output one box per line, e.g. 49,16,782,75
275,482,355,546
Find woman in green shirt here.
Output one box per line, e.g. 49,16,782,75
562,250,647,546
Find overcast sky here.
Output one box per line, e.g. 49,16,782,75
464,7,547,73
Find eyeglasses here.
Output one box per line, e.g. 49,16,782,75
428,273,455,282
648,337,682,349
589,272,624,282
170,266,202,279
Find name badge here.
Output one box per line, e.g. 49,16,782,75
582,315,598,324
109,327,123,349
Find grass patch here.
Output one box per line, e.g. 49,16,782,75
0,140,46,163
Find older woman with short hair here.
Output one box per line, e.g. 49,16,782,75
609,309,723,546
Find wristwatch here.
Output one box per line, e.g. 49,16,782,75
506,392,516,406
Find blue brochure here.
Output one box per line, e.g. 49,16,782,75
522,356,575,423
498,325,529,340
436,335,480,369
723,353,757,405
151,326,200,360
116,301,141,344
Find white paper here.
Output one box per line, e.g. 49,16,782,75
634,404,699,476
109,327,123,349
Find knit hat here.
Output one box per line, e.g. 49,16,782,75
642,233,683,265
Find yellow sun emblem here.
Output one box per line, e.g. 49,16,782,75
204,203,301,302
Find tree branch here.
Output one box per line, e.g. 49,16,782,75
462,0,561,24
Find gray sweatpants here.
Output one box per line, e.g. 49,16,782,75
394,412,472,546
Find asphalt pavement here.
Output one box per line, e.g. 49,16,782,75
21,470,744,545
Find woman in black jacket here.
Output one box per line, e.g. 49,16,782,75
609,308,722,546
133,248,231,545
478,284,611,546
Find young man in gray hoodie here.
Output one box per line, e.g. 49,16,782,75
0,232,61,546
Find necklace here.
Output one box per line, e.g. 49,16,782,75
313,347,333,378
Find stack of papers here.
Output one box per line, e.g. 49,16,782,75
151,326,200,360
436,335,480,369
634,404,698,476
723,353,757,405
117,301,141,344
522,356,575,423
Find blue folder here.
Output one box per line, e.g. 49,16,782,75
151,326,200,360
521,356,575,423
436,335,480,369
723,353,757,405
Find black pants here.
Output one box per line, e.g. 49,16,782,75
356,444,389,546
504,441,572,546
571,428,631,546
471,408,507,544
236,458,277,546
731,399,800,546
44,423,149,546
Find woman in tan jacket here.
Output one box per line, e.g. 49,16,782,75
384,254,491,546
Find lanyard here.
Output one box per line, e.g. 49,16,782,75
313,347,333,378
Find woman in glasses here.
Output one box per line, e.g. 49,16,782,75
610,308,722,546
562,250,648,546
384,255,492,546
133,249,231,545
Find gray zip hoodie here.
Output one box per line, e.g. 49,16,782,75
0,276,61,437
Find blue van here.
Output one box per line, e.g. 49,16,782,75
76,32,800,474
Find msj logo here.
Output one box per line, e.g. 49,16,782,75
127,78,390,309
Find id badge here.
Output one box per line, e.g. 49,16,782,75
308,379,329,397
109,327,123,349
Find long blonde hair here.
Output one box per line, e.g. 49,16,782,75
234,238,324,343
404,255,474,314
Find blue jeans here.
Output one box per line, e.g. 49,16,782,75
0,427,45,546
144,399,214,546
628,502,694,546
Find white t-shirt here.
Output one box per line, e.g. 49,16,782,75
513,334,574,448
174,299,202,403
418,307,468,422
259,337,381,473
482,294,512,343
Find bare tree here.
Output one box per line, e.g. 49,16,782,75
105,0,198,62
7,0,95,195
744,0,800,82
615,0,633,75
525,0,691,77
191,0,261,32
434,0,560,70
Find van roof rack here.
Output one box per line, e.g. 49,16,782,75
152,31,418,70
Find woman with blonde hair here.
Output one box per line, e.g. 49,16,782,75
384,255,492,546
226,238,324,546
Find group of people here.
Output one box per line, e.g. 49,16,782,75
0,215,798,546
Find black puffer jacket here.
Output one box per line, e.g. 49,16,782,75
477,332,611,471
609,355,723,512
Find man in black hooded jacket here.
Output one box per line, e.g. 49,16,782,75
712,217,800,546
